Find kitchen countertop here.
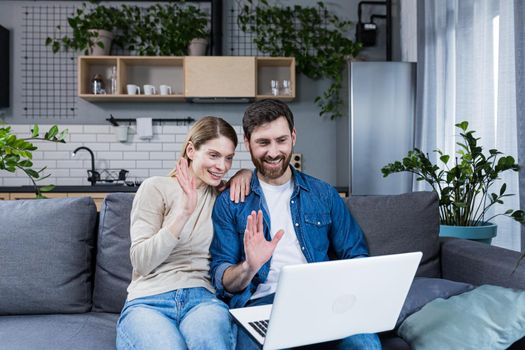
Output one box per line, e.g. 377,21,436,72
0,185,138,193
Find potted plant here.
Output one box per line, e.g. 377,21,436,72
45,3,124,55
237,0,362,120
120,3,208,56
381,121,524,244
0,124,67,198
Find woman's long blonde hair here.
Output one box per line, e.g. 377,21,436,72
169,116,238,177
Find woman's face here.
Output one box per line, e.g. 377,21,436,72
186,135,236,187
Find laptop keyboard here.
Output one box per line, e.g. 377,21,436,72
248,320,269,337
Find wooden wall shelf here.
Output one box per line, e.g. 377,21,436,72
78,56,295,102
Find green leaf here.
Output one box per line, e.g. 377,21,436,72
39,185,55,192
26,169,40,178
455,121,469,131
31,124,39,138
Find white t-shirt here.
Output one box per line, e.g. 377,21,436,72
251,179,307,299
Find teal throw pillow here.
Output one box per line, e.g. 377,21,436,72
398,284,525,350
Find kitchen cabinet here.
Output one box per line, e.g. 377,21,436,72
184,56,256,98
77,56,295,102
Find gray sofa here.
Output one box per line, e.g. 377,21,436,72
0,191,524,349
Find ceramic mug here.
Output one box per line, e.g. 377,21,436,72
126,84,140,95
159,84,172,96
144,84,157,95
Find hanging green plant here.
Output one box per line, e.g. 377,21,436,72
120,3,208,56
237,0,362,119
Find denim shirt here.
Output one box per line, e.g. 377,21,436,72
210,167,369,308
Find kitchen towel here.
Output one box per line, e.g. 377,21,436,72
136,117,153,140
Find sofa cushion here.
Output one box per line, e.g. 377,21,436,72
0,312,118,350
398,285,525,350
346,191,441,277
396,277,474,327
92,193,134,313
0,197,96,315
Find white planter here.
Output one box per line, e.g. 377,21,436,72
87,29,114,56
188,38,208,56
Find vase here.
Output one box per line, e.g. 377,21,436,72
188,38,208,56
87,29,113,56
439,222,497,244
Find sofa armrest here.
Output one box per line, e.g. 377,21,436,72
441,237,525,290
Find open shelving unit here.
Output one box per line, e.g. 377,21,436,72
78,56,295,102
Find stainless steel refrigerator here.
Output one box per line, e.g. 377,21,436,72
348,61,416,195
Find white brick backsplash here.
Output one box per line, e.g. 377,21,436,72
162,160,177,169
3,177,32,186
149,169,170,177
62,125,84,133
85,143,110,151
97,133,117,142
70,134,97,142
124,152,149,160
162,143,182,152
111,143,136,151
32,160,57,169
45,151,72,160
57,160,84,168
97,152,123,160
162,125,189,134
47,168,70,177
136,160,163,169
70,169,89,177
136,143,162,151
110,160,136,169
152,134,176,143
84,125,110,133
175,134,187,143
1,124,250,186
149,152,174,160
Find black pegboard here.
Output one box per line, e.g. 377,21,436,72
21,5,77,119
227,2,261,56
227,1,337,57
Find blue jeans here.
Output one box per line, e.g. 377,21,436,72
237,294,382,350
116,288,236,350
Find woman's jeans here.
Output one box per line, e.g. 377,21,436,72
116,288,235,350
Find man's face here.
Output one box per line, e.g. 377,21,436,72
245,116,296,185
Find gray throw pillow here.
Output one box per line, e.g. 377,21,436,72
347,192,441,277
92,193,134,313
0,197,97,315
396,277,474,327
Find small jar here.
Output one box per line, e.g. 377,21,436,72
91,74,106,95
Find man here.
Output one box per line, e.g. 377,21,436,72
210,99,381,349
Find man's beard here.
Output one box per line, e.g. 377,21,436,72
251,151,292,180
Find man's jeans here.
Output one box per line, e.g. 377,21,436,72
237,294,382,350
116,287,236,350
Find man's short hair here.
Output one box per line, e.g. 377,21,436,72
242,99,294,140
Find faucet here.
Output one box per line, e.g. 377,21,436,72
72,146,99,186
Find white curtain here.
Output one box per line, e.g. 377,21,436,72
416,0,520,251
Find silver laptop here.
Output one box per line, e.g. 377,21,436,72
230,251,422,350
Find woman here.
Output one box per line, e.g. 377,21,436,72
116,116,248,350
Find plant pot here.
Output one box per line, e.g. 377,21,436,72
439,222,497,244
87,29,114,55
188,38,208,56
